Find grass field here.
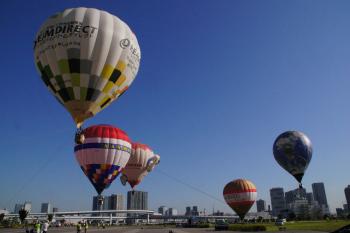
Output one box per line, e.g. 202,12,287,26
230,220,350,232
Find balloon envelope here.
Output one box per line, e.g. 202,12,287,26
223,179,257,220
273,131,312,183
121,143,160,189
34,7,141,127
74,124,131,194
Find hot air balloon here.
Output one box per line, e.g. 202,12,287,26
273,131,312,187
34,7,141,128
120,143,160,189
74,125,132,196
223,179,257,220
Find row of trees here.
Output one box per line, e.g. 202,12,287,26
0,209,54,228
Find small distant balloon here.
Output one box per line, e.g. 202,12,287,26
223,179,257,220
273,131,312,186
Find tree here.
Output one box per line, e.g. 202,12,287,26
18,208,28,223
0,213,4,222
287,212,296,221
48,214,53,222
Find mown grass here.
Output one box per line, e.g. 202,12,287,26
229,220,350,232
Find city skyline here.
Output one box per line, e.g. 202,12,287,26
6,182,350,215
1,0,350,214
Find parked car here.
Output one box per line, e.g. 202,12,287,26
215,219,229,231
330,224,350,233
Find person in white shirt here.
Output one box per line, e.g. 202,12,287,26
41,221,49,233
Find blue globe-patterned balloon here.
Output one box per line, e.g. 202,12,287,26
273,131,312,184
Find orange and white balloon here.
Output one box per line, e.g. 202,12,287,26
223,179,257,220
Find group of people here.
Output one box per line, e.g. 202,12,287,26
76,221,88,233
25,221,49,233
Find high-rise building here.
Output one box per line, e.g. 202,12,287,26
53,207,58,213
285,188,307,206
344,185,350,211
167,208,178,216
14,204,23,214
109,194,124,216
92,194,124,216
109,194,123,210
256,199,266,212
312,183,328,207
92,196,99,211
289,199,309,219
312,182,329,215
127,191,148,210
158,206,168,215
336,208,345,217
192,206,199,216
306,193,314,204
185,206,191,216
41,203,52,213
23,202,31,213
270,187,286,217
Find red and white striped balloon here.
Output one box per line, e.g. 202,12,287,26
74,124,131,194
223,179,257,220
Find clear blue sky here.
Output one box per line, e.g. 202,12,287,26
0,0,350,214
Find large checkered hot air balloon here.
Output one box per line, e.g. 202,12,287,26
34,7,141,128
223,179,257,220
74,125,131,195
120,143,160,189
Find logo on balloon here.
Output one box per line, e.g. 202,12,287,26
120,39,130,49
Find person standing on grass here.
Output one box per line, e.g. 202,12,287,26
42,221,49,233
34,221,41,233
83,221,88,233
76,222,82,233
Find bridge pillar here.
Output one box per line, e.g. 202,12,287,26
147,213,149,224
110,213,112,225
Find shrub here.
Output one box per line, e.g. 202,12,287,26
182,223,210,228
228,224,267,231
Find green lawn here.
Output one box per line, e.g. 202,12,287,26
279,220,350,232
230,220,350,232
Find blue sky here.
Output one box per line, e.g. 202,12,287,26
0,0,350,214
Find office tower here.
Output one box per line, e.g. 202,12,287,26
109,194,124,216
109,194,123,210
52,207,58,213
127,191,148,210
185,206,191,216
256,199,266,212
158,206,168,215
345,185,350,211
14,204,23,214
168,208,178,216
306,193,314,204
285,188,307,206
312,182,329,215
192,206,199,216
312,183,328,207
41,203,52,213
92,194,124,215
270,187,286,217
